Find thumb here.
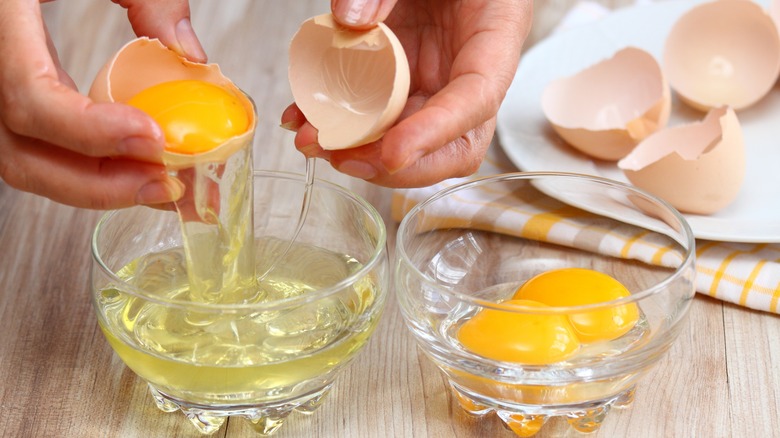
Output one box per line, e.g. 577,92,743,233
112,0,207,62
330,0,399,29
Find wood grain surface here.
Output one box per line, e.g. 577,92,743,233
1,1,778,437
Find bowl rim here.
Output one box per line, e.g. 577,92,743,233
91,169,388,311
395,171,696,314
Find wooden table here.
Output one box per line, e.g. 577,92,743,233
2,1,778,437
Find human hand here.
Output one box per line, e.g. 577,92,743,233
281,0,532,188
0,0,206,209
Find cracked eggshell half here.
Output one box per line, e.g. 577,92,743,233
288,14,410,150
89,37,256,170
663,0,780,111
617,106,745,215
541,47,671,161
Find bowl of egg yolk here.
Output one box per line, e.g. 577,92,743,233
395,172,696,436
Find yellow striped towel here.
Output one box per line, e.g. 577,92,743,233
392,144,780,315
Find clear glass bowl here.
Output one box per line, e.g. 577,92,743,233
395,172,695,436
91,170,388,435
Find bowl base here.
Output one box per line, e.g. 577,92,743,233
450,382,637,436
148,383,333,435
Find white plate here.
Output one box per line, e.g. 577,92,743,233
496,0,780,243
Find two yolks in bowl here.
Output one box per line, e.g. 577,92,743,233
457,268,640,365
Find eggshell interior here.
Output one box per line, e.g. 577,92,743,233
541,47,670,161
618,106,745,215
288,14,410,150
89,37,256,169
663,0,780,111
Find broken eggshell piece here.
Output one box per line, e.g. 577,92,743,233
617,106,745,215
88,37,256,170
541,46,670,161
663,0,780,111
288,14,410,150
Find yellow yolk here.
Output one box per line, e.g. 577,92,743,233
513,268,639,343
457,299,579,365
127,79,249,154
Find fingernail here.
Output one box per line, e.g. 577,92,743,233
333,0,380,26
337,160,378,180
118,136,163,162
280,121,302,132
175,18,207,62
136,178,185,205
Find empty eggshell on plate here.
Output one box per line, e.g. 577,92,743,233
617,106,745,215
663,0,780,111
89,37,256,169
541,46,670,161
288,14,410,150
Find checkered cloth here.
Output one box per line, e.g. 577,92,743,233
392,144,780,314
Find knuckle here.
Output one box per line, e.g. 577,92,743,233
461,158,482,176
88,158,130,210
0,128,26,190
0,155,29,192
484,85,505,115
450,153,481,178
0,89,30,134
452,137,485,177
87,193,116,210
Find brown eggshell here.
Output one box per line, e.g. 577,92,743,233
89,37,256,169
541,46,670,161
617,106,745,215
772,0,780,29
663,0,780,111
288,14,410,150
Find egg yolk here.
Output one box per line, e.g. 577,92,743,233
513,268,639,343
127,79,249,154
457,299,579,365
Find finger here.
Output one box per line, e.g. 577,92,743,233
375,137,486,187
329,119,494,187
0,1,165,163
0,134,184,209
331,0,399,29
147,202,178,213
112,0,207,62
293,121,319,150
280,103,306,132
294,122,333,161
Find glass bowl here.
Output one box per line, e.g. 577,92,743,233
91,170,388,435
395,172,695,436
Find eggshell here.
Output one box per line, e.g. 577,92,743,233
772,0,780,28
663,0,780,111
541,47,670,161
288,14,410,150
89,37,256,169
617,106,745,215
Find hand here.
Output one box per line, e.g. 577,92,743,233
0,0,206,209
282,0,533,188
